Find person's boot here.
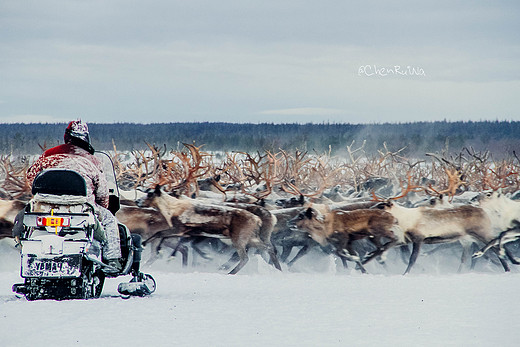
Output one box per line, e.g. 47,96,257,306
106,259,122,273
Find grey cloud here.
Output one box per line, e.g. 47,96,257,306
2,1,518,46
0,1,519,123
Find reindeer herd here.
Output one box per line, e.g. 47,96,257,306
2,141,520,275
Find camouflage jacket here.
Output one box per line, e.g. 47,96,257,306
26,144,109,209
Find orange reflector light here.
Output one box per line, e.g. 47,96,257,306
36,216,71,228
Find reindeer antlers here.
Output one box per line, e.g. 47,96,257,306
0,155,31,200
65,141,515,201
371,171,422,202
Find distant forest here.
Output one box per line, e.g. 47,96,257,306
0,121,519,158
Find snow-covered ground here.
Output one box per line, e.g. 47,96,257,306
1,238,520,347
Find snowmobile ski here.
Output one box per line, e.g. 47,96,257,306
117,273,156,297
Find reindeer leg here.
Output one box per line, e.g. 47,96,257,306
399,244,411,264
219,251,240,271
489,228,520,268
379,237,399,265
483,232,514,272
501,237,520,266
470,230,511,272
181,244,189,267
354,260,368,274
151,236,169,259
246,236,282,272
171,243,189,267
169,237,185,257
362,237,381,263
287,245,310,266
228,248,249,275
145,235,179,265
472,238,499,259
266,243,282,271
473,248,503,268
470,243,479,270
220,240,250,274
404,241,422,275
191,237,213,260
504,247,520,265
142,229,166,247
498,229,520,259
362,247,382,265
155,236,166,253
366,240,397,265
280,245,294,263
474,228,520,259
165,237,189,267
363,237,396,265
335,251,349,269
495,250,511,272
374,238,389,264
337,249,367,273
144,239,161,266
159,237,188,267
458,242,471,273
251,238,282,271
346,239,368,274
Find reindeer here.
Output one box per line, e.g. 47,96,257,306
136,185,281,274
469,161,520,262
270,158,384,266
289,207,404,273
269,206,325,266
0,155,32,201
374,200,510,274
0,199,27,240
115,204,194,266
472,191,520,263
472,223,520,264
270,199,382,266
369,169,511,274
141,198,279,269
275,194,305,208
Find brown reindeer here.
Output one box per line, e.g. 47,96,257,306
270,206,323,266
115,205,189,265
136,185,281,274
374,200,510,274
271,200,380,266
0,199,27,240
289,207,404,273
117,204,226,267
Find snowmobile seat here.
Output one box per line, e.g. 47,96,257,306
32,169,88,197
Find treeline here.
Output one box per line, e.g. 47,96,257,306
1,121,519,158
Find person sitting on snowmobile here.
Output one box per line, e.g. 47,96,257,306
26,120,122,271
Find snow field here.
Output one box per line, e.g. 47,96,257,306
1,239,520,346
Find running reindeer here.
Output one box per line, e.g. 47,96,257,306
134,144,281,274
0,199,27,239
289,206,404,273
372,170,511,274
283,168,403,272
472,169,520,264
136,185,281,274
0,155,31,240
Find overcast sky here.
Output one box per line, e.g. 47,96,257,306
1,0,519,124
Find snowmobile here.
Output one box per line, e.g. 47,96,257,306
12,157,156,300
